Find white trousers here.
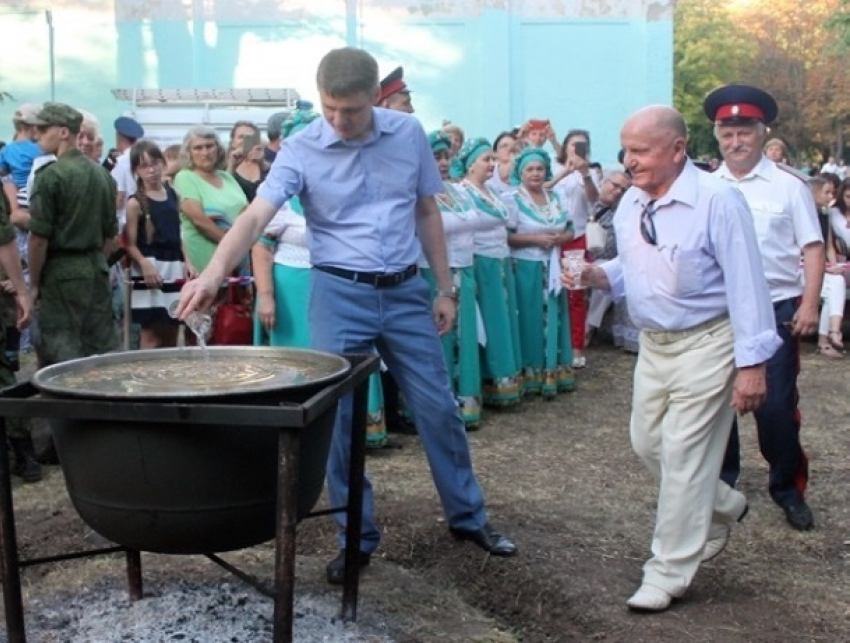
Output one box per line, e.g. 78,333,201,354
631,317,746,596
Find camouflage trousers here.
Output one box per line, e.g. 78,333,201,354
33,256,117,367
0,324,29,438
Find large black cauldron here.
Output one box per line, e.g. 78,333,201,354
31,347,350,555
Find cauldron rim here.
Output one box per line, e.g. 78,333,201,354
31,346,351,400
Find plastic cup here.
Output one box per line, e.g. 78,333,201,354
562,250,586,290
168,301,212,342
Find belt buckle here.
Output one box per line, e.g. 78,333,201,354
374,271,402,288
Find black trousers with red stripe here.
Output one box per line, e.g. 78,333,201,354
721,297,809,508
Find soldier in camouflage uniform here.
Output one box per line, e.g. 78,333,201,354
0,183,37,481
28,103,118,367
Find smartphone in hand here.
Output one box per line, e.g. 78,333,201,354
242,131,262,155
573,141,588,159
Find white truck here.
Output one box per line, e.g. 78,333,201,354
111,88,305,146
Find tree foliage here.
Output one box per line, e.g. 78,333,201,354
675,0,847,162
674,1,753,158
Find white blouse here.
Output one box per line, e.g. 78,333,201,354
419,183,479,269
505,188,571,262
262,203,310,268
462,180,514,260
830,207,850,254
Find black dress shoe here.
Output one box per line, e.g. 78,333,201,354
449,523,518,557
783,502,815,531
386,414,417,435
325,550,371,585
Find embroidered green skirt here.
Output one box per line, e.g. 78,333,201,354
253,263,387,447
474,255,522,407
422,265,483,428
512,257,575,398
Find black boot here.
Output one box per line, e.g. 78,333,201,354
9,436,43,483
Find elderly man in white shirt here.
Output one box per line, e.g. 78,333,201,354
707,84,824,533
564,105,781,612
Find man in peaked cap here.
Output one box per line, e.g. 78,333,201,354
111,115,145,229
377,65,417,435
707,84,823,533
378,66,414,114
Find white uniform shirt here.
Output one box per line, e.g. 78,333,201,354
600,160,781,367
111,149,137,230
715,156,823,301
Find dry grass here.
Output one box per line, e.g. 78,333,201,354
4,343,849,642
351,344,850,642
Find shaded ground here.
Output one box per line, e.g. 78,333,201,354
4,341,849,642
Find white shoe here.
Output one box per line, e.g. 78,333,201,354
626,585,673,612
702,501,748,562
573,356,587,368
701,525,731,562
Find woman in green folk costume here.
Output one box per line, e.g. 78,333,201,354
418,131,482,429
505,147,575,398
455,138,522,408
251,110,387,446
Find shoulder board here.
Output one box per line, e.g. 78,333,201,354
776,162,812,184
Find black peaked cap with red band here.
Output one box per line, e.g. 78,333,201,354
703,84,778,125
379,66,410,102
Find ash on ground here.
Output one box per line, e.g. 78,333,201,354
23,579,394,643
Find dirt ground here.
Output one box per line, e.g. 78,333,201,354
4,338,849,642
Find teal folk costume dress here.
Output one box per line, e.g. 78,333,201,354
506,187,575,398
253,199,387,447
420,182,483,428
461,179,522,407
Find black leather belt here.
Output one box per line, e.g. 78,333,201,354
315,264,418,288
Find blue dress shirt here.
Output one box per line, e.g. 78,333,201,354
257,107,444,272
600,160,782,367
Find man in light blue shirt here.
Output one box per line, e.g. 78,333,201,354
178,47,517,584
564,106,781,612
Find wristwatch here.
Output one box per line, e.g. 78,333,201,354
581,173,593,182
435,287,459,300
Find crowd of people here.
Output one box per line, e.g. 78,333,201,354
0,64,640,461
0,48,830,613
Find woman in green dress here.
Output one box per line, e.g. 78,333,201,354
173,126,248,275
418,131,482,428
505,147,575,398
455,138,522,408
